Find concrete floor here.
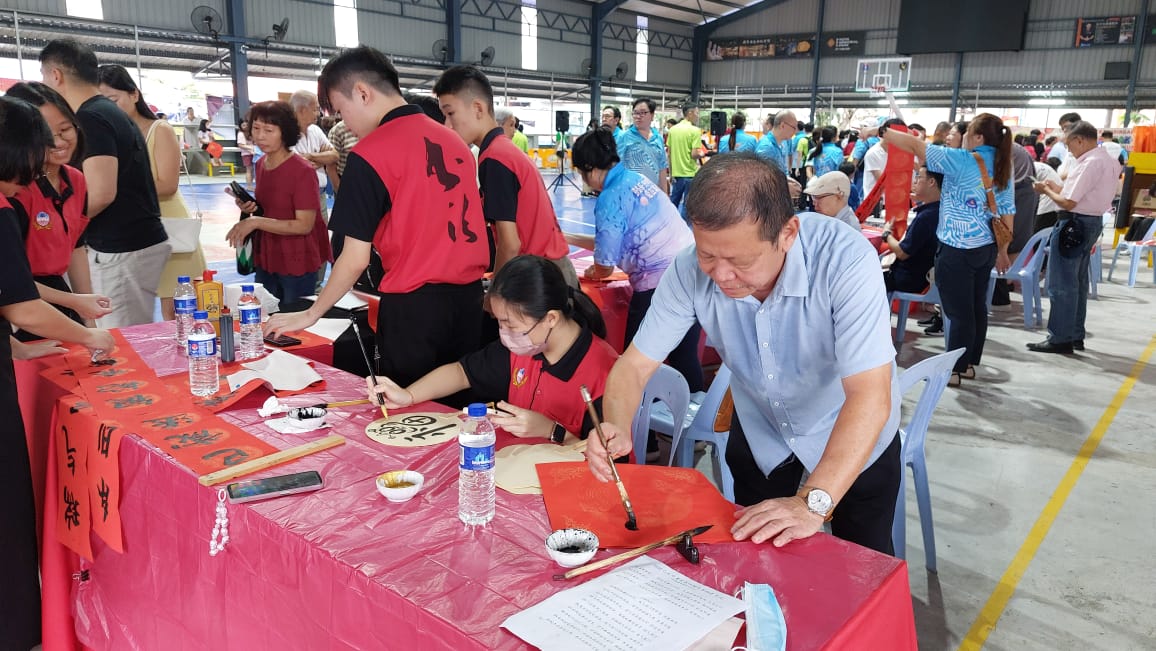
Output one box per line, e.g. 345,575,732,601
187,171,1156,650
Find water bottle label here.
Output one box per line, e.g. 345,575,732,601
239,306,261,325
187,335,218,358
459,443,495,471
174,297,197,314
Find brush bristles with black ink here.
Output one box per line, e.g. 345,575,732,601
579,384,638,531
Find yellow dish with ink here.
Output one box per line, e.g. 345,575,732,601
376,470,424,502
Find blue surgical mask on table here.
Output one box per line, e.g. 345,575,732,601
732,582,787,651
499,323,551,357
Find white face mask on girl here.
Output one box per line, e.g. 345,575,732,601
499,319,552,357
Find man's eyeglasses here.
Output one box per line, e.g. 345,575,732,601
632,110,650,118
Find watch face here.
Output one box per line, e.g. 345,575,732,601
807,489,833,515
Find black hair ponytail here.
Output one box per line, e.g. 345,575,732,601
565,285,607,339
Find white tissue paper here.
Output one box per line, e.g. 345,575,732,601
226,349,322,393
225,283,281,316
265,416,330,434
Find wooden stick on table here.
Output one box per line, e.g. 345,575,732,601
198,434,346,486
553,525,712,581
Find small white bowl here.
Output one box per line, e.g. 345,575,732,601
375,470,424,503
287,406,327,429
545,528,599,568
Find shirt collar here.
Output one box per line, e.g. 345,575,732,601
36,167,76,204
479,127,505,153
915,200,940,217
605,163,626,187
776,228,810,299
535,326,593,381
378,104,423,126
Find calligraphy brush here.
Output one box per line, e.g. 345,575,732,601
552,525,713,581
349,313,388,419
579,385,638,531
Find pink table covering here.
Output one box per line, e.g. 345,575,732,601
34,339,917,650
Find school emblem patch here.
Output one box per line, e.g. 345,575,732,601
513,367,527,387
35,211,52,229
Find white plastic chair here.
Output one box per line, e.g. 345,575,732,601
891,347,966,574
1107,219,1156,287
647,364,735,501
987,227,1052,328
889,285,947,349
630,364,690,467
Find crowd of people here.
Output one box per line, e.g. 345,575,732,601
0,36,1129,650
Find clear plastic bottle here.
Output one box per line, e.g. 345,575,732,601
187,310,219,397
173,275,197,352
458,402,496,526
237,284,264,360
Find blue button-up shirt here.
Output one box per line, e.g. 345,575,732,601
615,125,668,186
755,133,790,172
633,212,900,475
594,164,694,292
924,144,1015,249
718,129,758,154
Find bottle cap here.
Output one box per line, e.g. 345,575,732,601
177,275,190,283
202,270,216,282
241,284,254,293
193,310,208,320
467,403,487,418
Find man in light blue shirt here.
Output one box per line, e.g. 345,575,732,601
755,110,795,173
615,97,670,193
585,153,901,554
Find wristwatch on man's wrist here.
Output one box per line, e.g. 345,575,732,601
550,422,567,445
801,487,835,522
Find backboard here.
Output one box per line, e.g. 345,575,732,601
855,58,913,96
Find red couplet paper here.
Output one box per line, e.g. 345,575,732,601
536,462,737,548
55,397,93,560
131,409,279,475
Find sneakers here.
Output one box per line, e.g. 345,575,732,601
918,313,941,328
923,316,944,336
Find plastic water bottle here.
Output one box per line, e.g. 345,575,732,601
187,311,219,397
237,284,264,360
458,403,496,526
173,275,197,352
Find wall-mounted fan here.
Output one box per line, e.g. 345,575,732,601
271,18,290,42
478,46,495,67
190,6,223,40
432,39,449,65
614,61,629,81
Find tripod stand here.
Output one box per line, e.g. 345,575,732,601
546,150,582,192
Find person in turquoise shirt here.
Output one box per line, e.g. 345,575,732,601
805,126,844,180
718,112,757,153
884,113,1016,385
615,98,669,193
755,110,796,173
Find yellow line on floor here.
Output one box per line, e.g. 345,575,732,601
958,333,1156,651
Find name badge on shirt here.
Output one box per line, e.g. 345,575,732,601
35,211,52,229
512,367,527,387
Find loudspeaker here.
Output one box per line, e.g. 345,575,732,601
709,110,727,137
555,110,570,132
1105,61,1131,80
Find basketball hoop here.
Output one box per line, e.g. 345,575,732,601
870,85,887,99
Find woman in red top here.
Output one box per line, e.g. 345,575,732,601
227,101,331,310
6,82,111,331
370,255,618,444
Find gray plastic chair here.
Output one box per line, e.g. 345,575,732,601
891,347,966,573
630,364,690,466
986,227,1052,328
648,364,736,501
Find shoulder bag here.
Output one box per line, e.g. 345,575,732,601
972,152,1013,249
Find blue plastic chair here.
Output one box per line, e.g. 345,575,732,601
891,347,966,574
648,364,736,501
889,285,948,349
986,227,1052,328
1107,219,1156,287
630,364,691,467
1089,242,1101,299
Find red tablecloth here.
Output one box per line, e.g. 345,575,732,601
31,337,917,650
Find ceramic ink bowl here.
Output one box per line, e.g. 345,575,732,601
545,528,599,568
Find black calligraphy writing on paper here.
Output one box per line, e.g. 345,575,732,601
63,486,81,529
139,413,199,430
97,423,115,458
195,391,236,409
63,425,77,476
93,367,131,378
164,428,226,450
202,448,250,466
366,414,458,443
97,477,110,521
108,394,157,409
68,400,90,414
95,380,145,393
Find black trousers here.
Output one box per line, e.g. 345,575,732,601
375,281,483,407
726,413,901,555
625,288,704,393
935,243,997,374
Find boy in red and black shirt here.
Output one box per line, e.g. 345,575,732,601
267,47,489,389
433,65,577,287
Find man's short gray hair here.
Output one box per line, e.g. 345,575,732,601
1066,120,1098,142
495,107,514,124
289,90,318,111
773,110,796,128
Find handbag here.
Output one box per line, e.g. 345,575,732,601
972,153,1014,249
160,215,203,254
1056,211,1085,254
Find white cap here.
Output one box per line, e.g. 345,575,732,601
804,171,850,198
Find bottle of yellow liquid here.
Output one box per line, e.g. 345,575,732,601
194,269,224,336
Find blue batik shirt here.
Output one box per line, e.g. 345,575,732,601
615,125,668,187
594,164,694,292
718,129,758,154
923,144,1015,249
809,143,845,176
755,134,790,172
852,136,879,161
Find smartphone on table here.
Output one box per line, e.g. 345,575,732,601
226,471,323,504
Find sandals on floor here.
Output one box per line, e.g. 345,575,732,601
948,372,962,387
960,366,976,380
